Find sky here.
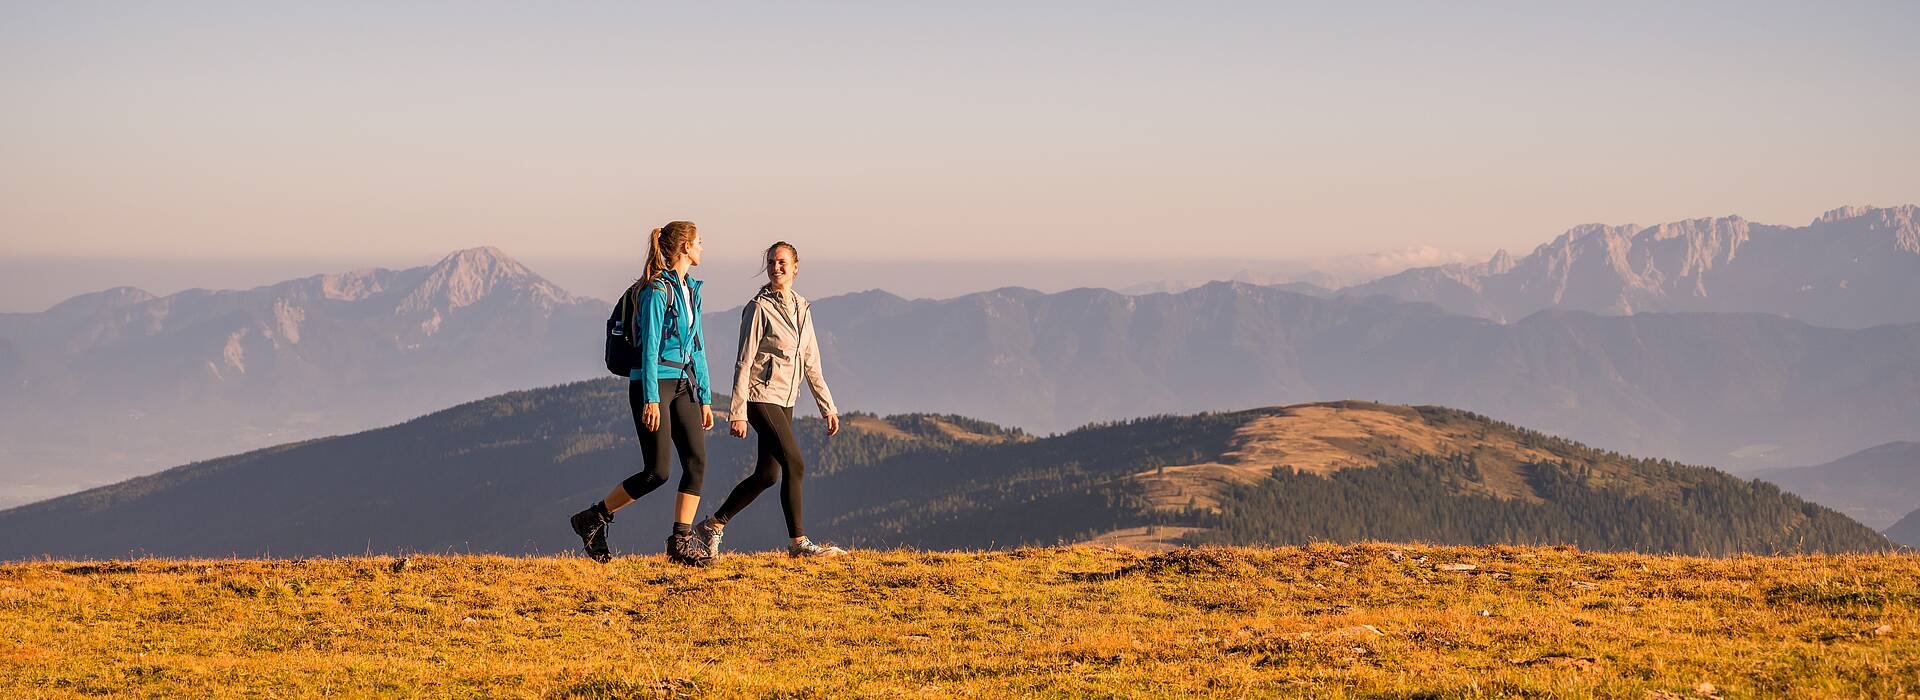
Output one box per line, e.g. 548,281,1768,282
3,2,1918,308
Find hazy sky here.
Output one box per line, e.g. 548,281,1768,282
4,2,1918,273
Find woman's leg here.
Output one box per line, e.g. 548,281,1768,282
609,379,675,512
569,379,673,562
661,380,712,564
711,402,786,526
769,405,808,539
665,381,707,518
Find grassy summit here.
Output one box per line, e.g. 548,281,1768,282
3,545,1914,698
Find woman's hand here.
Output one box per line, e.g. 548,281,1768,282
825,414,840,437
642,402,661,432
701,405,715,431
729,420,748,438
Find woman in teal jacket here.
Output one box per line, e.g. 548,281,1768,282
571,220,716,566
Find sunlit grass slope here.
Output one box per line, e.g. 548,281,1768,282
3,545,1915,698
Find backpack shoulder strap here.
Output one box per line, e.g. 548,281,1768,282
622,280,644,347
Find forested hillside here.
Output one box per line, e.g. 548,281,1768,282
0,383,1894,559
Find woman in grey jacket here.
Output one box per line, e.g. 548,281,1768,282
696,241,845,558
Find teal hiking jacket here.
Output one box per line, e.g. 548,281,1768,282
629,269,712,406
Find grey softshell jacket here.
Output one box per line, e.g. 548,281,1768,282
728,288,837,421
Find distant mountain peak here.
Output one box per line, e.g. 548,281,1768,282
1812,205,1920,254
1478,249,1516,275
42,286,155,317
397,246,573,315
1542,222,1636,250
1816,205,1880,224
432,246,528,274
1342,204,1920,328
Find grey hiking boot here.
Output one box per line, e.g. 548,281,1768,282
570,502,613,563
787,536,847,558
694,517,725,559
666,531,713,567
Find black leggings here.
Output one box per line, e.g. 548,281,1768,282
620,379,707,499
713,402,806,537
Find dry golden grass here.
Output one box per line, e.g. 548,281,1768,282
1128,404,1565,548
841,415,914,441
3,545,1915,698
921,417,1010,444
1133,404,1566,519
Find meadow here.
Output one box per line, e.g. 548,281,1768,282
3,544,1915,698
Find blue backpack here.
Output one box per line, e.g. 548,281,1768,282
604,277,703,378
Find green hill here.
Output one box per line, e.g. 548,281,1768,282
1888,507,1920,548
0,380,1895,559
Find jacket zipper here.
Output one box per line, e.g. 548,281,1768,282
789,297,806,406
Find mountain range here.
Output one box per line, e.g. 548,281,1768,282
702,281,1920,471
0,379,1891,560
1341,205,1920,328
5,204,1918,508
0,247,608,506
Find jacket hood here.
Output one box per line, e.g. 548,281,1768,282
752,287,806,306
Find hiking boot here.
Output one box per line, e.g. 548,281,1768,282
570,502,613,563
787,536,847,558
694,517,725,559
666,531,713,567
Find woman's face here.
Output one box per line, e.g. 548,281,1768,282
683,231,704,267
767,247,797,289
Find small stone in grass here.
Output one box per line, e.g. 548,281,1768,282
1331,624,1385,639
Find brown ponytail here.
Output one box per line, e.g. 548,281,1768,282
644,221,698,286
759,241,799,294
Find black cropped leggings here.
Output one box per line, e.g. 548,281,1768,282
621,379,706,499
713,402,806,538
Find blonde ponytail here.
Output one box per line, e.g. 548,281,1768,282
643,221,697,286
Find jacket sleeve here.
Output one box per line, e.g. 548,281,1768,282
800,305,837,417
729,301,765,421
690,299,712,406
635,283,666,404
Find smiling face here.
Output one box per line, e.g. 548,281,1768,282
766,245,797,290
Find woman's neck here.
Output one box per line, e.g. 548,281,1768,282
672,259,692,277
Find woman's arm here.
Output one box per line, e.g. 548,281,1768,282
800,304,837,420
636,283,667,405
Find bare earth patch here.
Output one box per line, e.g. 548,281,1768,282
1080,526,1209,552
843,414,914,441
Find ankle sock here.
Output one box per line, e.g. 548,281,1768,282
672,522,693,535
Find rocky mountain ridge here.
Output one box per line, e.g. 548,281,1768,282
1340,205,1920,327
0,247,608,507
